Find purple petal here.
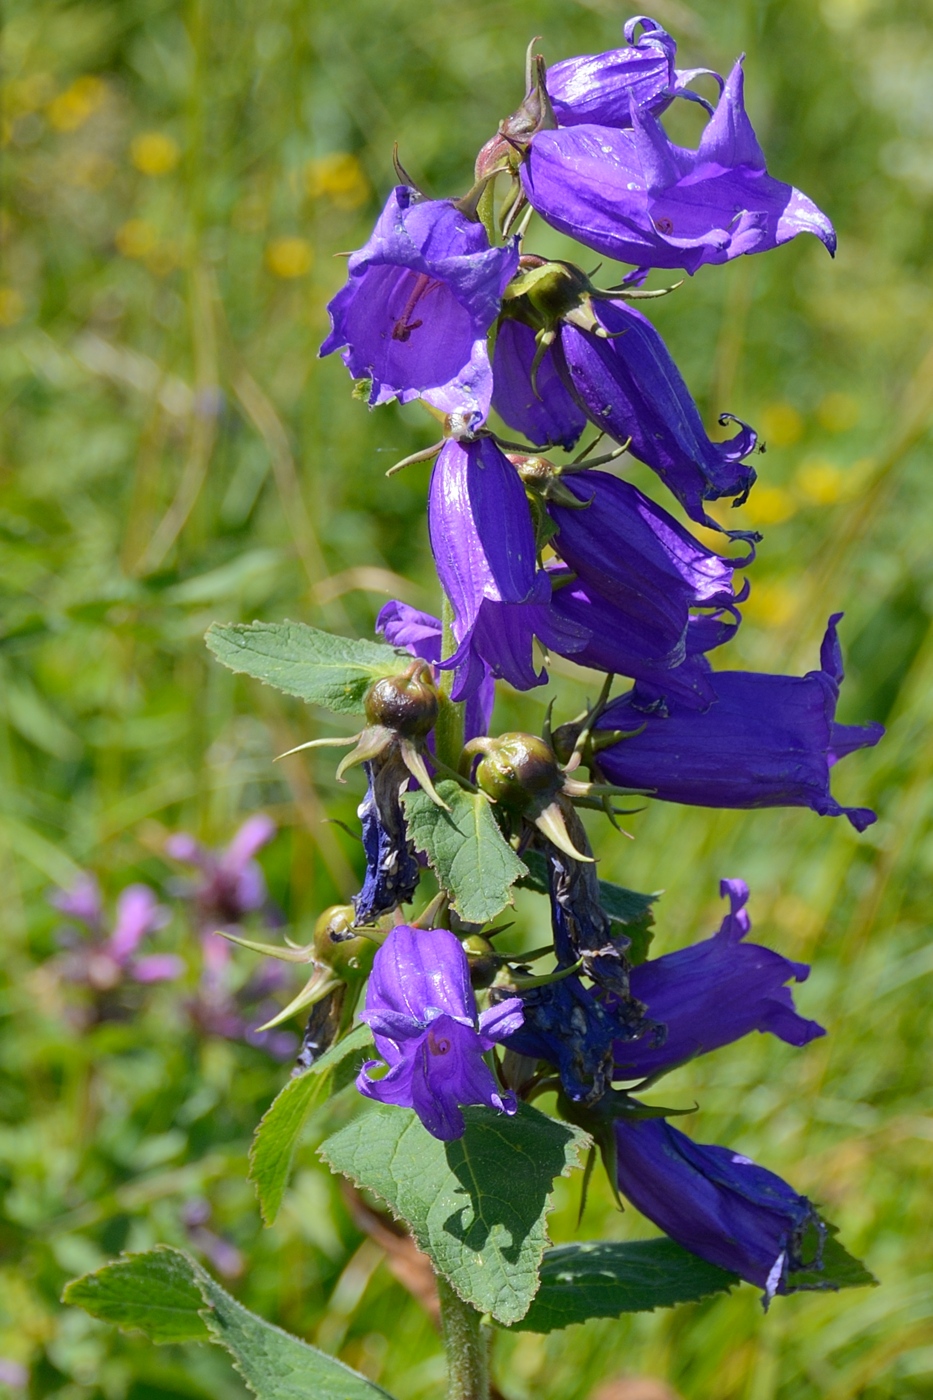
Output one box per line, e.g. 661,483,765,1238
222,814,276,874
477,996,525,1046
164,833,207,867
360,925,476,1028
109,885,169,963
50,872,103,930
546,17,679,129
491,320,586,450
132,953,186,983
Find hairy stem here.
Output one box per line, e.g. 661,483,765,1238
434,590,465,770
437,1274,490,1400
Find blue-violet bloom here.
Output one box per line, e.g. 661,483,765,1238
321,186,518,424
429,437,588,700
521,59,836,273
51,878,182,989
594,614,884,830
614,1117,825,1303
357,925,523,1140
613,878,824,1079
547,15,718,129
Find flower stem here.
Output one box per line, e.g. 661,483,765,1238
437,1274,489,1400
435,590,465,770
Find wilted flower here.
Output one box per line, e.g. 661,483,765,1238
613,1117,826,1304
357,925,523,1140
593,615,883,830
495,973,619,1104
613,879,824,1079
428,436,587,700
521,60,836,273
320,186,518,423
354,754,423,925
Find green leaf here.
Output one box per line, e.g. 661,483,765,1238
508,1238,737,1332
787,1217,878,1292
402,779,528,925
205,620,409,715
249,1024,373,1226
64,1247,393,1399
320,1102,588,1326
517,849,657,963
63,1246,210,1344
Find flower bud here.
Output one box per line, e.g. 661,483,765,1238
364,663,439,740
462,933,498,989
313,904,375,978
474,733,562,813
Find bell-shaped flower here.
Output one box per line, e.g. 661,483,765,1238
613,1117,826,1303
429,437,588,700
321,186,518,423
612,879,824,1080
547,469,748,670
593,615,884,830
549,567,738,709
166,815,276,931
521,60,836,273
376,599,495,741
547,16,717,129
493,305,758,530
357,925,524,1140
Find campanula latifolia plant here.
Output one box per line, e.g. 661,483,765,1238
66,18,883,1399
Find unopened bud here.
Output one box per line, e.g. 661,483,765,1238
474,733,562,813
463,933,498,989
364,663,439,739
313,904,375,977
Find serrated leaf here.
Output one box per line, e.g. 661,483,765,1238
402,779,528,925
787,1217,878,1292
205,620,409,715
507,1238,738,1333
320,1102,588,1326
517,849,657,963
65,1248,392,1398
250,1024,373,1226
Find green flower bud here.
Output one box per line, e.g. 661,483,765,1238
313,904,375,978
462,933,498,989
474,732,562,813
364,663,439,739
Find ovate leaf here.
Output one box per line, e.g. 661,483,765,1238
249,1024,373,1226
509,1238,737,1333
206,620,409,715
320,1102,588,1326
402,779,528,925
64,1247,393,1400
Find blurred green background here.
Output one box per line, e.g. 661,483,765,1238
1,0,932,1396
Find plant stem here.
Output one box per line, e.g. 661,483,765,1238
434,591,465,770
436,1274,490,1400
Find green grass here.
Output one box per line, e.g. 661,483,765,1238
1,0,932,1396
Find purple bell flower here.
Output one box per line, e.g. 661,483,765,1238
594,615,884,830
547,15,717,129
428,437,588,700
522,59,836,273
613,879,824,1080
495,974,619,1104
320,186,518,424
376,599,495,741
613,1117,825,1303
547,469,748,672
549,568,738,709
493,307,759,530
491,318,587,452
357,925,524,1140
